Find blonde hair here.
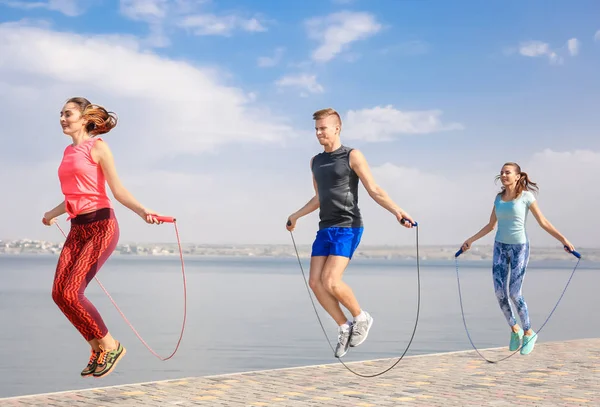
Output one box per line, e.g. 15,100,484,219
312,108,342,128
67,97,118,136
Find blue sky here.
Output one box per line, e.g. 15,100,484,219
1,0,599,248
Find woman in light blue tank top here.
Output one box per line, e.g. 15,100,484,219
460,162,575,355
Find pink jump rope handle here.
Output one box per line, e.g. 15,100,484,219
151,215,176,223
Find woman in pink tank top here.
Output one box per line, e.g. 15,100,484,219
42,97,165,379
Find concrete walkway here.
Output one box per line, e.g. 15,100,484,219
2,338,598,406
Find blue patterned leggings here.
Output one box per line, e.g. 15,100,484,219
492,241,531,331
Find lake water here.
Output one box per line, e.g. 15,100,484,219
0,254,598,398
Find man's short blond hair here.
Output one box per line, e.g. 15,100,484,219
312,108,342,127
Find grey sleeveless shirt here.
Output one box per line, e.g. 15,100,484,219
311,145,363,229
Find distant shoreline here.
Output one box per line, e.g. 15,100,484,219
3,238,599,262
2,243,598,262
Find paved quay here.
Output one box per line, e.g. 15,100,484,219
2,338,599,406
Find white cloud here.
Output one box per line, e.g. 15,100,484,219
257,47,285,67
120,0,210,20
342,105,463,141
355,149,600,248
363,163,469,245
595,30,600,42
549,52,564,65
518,149,600,246
0,21,295,161
119,0,267,44
4,142,598,248
1,154,323,247
179,14,266,36
119,0,172,47
120,0,168,20
275,74,324,95
241,18,266,32
516,38,578,65
567,38,580,56
0,21,307,245
519,40,550,57
1,48,597,250
306,11,382,62
0,0,86,16
0,21,596,251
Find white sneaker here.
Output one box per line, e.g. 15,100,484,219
335,325,352,358
349,312,373,347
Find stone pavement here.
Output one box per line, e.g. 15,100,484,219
2,338,599,406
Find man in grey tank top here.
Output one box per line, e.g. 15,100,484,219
286,108,415,358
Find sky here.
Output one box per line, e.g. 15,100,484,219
0,0,599,249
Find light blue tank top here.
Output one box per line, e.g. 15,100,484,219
494,190,536,244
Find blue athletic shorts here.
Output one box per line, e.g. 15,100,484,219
311,227,364,259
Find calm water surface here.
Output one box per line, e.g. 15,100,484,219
0,255,597,398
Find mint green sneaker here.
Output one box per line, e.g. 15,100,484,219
521,331,538,355
509,328,524,351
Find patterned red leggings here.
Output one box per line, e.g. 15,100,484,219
52,208,119,341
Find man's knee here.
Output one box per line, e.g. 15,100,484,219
309,277,322,292
322,274,343,295
309,256,327,293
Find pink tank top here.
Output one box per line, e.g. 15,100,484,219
58,137,113,220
